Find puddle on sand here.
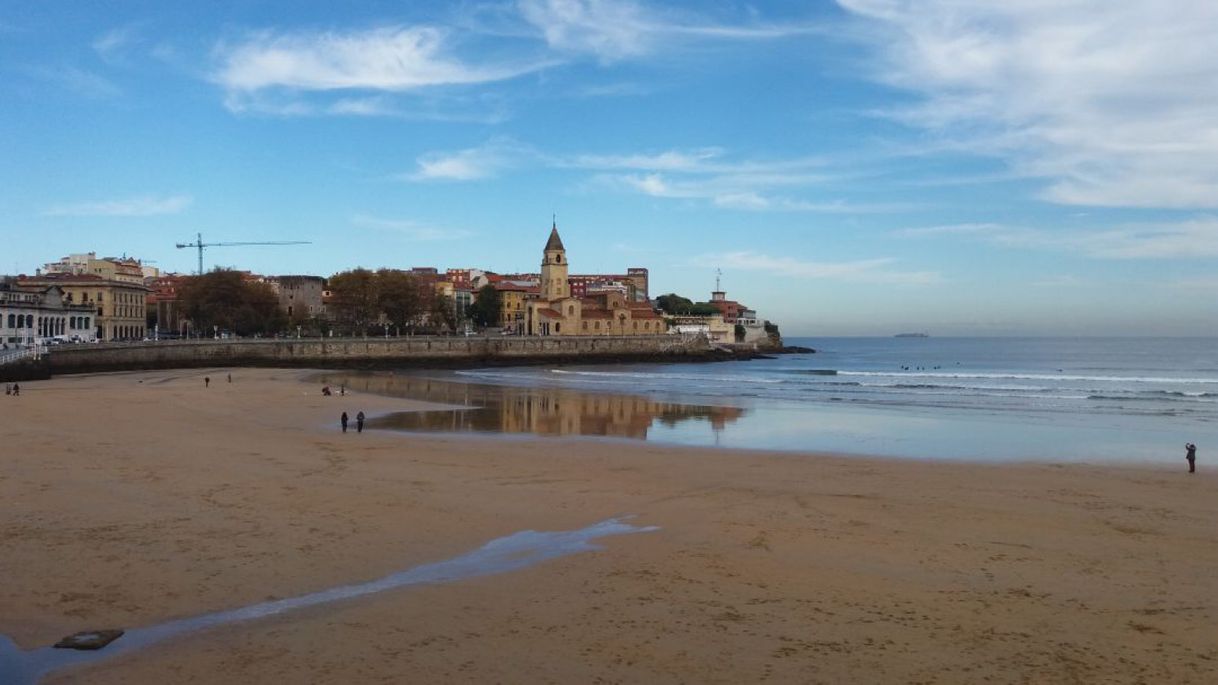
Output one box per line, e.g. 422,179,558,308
0,518,657,685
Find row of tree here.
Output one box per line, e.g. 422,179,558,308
176,268,462,337
327,268,458,335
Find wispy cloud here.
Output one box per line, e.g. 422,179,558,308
518,0,819,62
43,194,192,217
214,26,551,114
351,214,472,240
601,171,900,213
406,138,528,181
839,0,1218,209
898,217,1218,259
92,25,139,63
30,65,121,99
403,139,904,211
691,251,942,285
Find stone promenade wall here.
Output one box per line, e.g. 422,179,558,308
44,335,713,375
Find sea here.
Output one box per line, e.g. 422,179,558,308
329,337,1218,463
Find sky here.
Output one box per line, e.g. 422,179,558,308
2,0,1217,336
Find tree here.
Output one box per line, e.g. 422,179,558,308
467,284,501,328
328,268,379,335
376,269,422,332
656,292,720,316
428,291,458,334
178,269,284,336
656,293,694,314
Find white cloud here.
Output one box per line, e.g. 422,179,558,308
93,26,138,62
213,26,550,114
839,0,1218,209
518,0,818,62
43,194,192,217
351,214,472,240
899,217,1218,259
402,140,898,210
406,139,528,181
692,251,942,285
605,171,896,213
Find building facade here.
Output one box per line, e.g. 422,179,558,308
1,282,98,346
19,273,149,341
265,275,327,323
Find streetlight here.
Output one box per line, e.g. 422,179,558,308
383,322,389,338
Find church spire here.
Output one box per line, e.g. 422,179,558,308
544,221,565,252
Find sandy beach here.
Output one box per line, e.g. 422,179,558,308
2,368,1215,683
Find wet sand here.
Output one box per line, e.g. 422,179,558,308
1,369,1215,683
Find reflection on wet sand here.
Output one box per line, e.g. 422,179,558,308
323,373,746,441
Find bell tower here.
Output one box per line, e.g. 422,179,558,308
541,219,570,300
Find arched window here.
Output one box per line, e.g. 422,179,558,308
555,322,561,333
7,314,13,328
568,305,574,316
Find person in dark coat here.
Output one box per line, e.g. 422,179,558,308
356,411,365,433
204,376,210,388
1186,443,1196,473
341,412,349,433
11,383,18,396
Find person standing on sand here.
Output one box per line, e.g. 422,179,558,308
356,411,365,433
11,383,18,396
1186,443,1196,473
227,373,232,383
341,412,349,433
204,376,210,388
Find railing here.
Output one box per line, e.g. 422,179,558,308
0,345,43,365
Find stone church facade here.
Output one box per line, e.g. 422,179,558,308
524,225,664,336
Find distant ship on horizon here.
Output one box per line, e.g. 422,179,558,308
894,332,929,338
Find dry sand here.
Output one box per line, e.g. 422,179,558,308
1,368,1215,683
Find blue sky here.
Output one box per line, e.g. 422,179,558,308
2,1,1217,336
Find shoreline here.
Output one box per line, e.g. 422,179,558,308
3,368,1214,683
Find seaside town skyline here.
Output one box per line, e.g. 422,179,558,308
4,1,1218,336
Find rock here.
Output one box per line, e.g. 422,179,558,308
53,629,124,650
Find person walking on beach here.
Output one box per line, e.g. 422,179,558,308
10,383,18,396
341,412,349,433
204,376,210,388
356,411,365,433
227,372,232,383
1186,442,1197,473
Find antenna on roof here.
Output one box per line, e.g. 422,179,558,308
715,268,722,291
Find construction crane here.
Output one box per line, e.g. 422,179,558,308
175,233,310,275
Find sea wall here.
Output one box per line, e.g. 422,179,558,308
44,335,716,375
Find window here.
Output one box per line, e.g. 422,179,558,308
595,321,601,329
97,292,104,301
568,305,574,315
6,314,13,328
555,322,561,333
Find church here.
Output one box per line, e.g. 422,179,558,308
524,225,664,336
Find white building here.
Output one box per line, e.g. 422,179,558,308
0,282,98,347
